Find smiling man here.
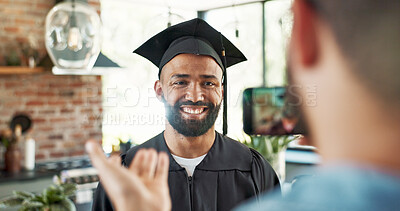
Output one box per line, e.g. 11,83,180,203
92,18,280,211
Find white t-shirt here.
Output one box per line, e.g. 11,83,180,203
171,153,207,177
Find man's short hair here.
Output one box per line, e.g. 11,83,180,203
307,0,400,104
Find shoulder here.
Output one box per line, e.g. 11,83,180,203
197,132,267,171
122,132,165,166
219,133,254,154
217,133,272,166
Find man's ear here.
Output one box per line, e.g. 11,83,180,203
292,0,319,67
154,80,163,101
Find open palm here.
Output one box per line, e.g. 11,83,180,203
86,140,171,211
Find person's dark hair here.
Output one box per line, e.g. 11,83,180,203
306,0,400,104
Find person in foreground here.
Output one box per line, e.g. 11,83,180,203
88,0,400,210
92,18,279,211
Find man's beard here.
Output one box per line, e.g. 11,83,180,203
162,96,221,137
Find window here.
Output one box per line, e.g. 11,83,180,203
203,3,264,139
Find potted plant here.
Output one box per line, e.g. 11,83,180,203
1,125,22,173
0,180,77,211
239,134,297,182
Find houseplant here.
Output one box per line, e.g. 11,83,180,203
0,179,77,211
239,134,297,182
1,125,22,173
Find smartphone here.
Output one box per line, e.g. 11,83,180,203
243,87,307,135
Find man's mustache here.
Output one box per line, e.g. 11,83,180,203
176,101,213,107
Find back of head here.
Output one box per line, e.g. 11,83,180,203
308,0,400,105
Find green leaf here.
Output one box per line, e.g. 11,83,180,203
61,198,76,211
61,184,77,197
49,203,64,211
49,200,76,211
21,200,43,208
13,191,35,199
0,196,24,207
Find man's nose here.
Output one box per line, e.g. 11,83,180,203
184,83,204,102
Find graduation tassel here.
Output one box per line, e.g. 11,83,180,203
220,33,228,136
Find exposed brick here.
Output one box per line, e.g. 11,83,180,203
72,100,84,105
26,101,44,106
35,153,46,160
4,27,19,33
49,117,68,123
70,82,85,87
36,3,54,10
70,150,85,157
48,100,66,106
89,99,102,104
35,126,53,132
15,37,28,43
63,141,77,148
59,90,74,97
4,101,24,107
14,90,36,96
37,91,55,97
38,109,56,114
80,108,93,113
32,118,46,124
50,152,65,158
48,134,63,140
5,82,23,88
89,132,102,137
2,8,25,15
39,143,55,150
60,108,74,113
15,18,35,25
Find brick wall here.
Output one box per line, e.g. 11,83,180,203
0,0,103,162
0,73,103,161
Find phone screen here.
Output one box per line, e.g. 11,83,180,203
243,87,307,135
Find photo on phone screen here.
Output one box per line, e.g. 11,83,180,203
243,87,307,135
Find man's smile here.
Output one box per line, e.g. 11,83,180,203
180,105,209,116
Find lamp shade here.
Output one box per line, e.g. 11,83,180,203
45,1,101,70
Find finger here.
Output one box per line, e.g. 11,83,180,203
140,149,158,179
135,149,154,178
155,152,169,182
85,140,111,173
108,155,122,166
86,140,127,191
86,140,145,202
130,149,146,174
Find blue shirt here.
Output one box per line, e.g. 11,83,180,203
235,165,400,211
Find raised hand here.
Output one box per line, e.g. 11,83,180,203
85,140,171,211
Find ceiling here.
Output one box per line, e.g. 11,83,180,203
122,0,265,11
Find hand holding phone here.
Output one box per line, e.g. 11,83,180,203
243,87,307,135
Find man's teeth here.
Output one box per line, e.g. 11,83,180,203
182,107,204,114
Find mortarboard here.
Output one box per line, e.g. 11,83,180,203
133,18,247,135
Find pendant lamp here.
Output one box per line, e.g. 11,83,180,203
45,0,101,71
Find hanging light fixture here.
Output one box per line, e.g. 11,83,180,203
45,0,101,71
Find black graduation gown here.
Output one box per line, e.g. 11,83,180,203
92,131,280,211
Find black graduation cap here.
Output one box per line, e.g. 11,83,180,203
133,18,247,135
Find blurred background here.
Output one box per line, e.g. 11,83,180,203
0,0,319,210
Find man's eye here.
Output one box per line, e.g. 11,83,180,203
174,81,186,85
204,82,215,86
